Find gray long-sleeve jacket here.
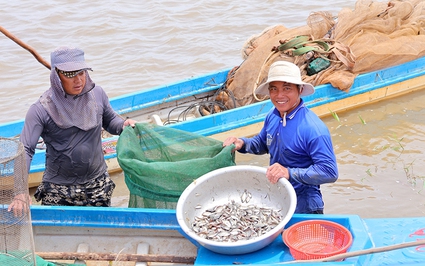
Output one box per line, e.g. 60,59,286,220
20,85,125,185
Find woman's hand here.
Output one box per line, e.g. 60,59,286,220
8,193,32,217
123,119,136,129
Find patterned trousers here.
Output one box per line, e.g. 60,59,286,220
34,172,115,207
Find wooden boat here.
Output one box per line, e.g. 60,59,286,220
27,205,425,265
2,55,425,188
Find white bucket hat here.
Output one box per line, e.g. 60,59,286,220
255,61,315,96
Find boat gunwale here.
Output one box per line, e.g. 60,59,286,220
3,57,425,176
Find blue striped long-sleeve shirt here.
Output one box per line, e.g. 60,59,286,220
239,99,338,214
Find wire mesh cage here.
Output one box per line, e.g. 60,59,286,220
0,137,36,265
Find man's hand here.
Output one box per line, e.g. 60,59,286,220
266,163,289,184
223,137,244,151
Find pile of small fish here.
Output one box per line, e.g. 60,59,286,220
191,192,282,242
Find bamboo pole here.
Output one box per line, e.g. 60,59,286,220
280,239,425,264
36,252,196,264
0,25,51,70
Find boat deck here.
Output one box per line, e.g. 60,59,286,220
29,207,425,265
197,216,425,265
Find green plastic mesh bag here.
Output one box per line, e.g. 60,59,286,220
0,252,83,266
116,123,235,209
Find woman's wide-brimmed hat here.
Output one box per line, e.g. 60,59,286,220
51,46,92,74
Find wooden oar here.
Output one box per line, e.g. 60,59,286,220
36,251,196,264
0,25,51,70
281,239,425,264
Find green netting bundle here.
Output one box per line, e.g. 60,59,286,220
116,123,235,209
0,252,83,266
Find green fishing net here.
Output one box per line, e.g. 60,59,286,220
0,252,83,266
117,123,235,209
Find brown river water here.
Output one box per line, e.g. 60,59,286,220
2,0,424,218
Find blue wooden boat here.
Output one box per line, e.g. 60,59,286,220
29,206,425,265
2,56,425,188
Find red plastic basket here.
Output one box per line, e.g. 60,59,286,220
282,220,353,260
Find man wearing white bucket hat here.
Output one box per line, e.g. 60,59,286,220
223,60,338,214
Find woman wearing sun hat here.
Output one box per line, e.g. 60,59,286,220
223,60,338,214
12,46,136,209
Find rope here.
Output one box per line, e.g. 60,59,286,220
252,50,279,102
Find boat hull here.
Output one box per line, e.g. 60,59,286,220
3,56,425,188
26,206,425,265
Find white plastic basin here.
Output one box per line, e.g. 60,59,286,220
176,165,296,255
